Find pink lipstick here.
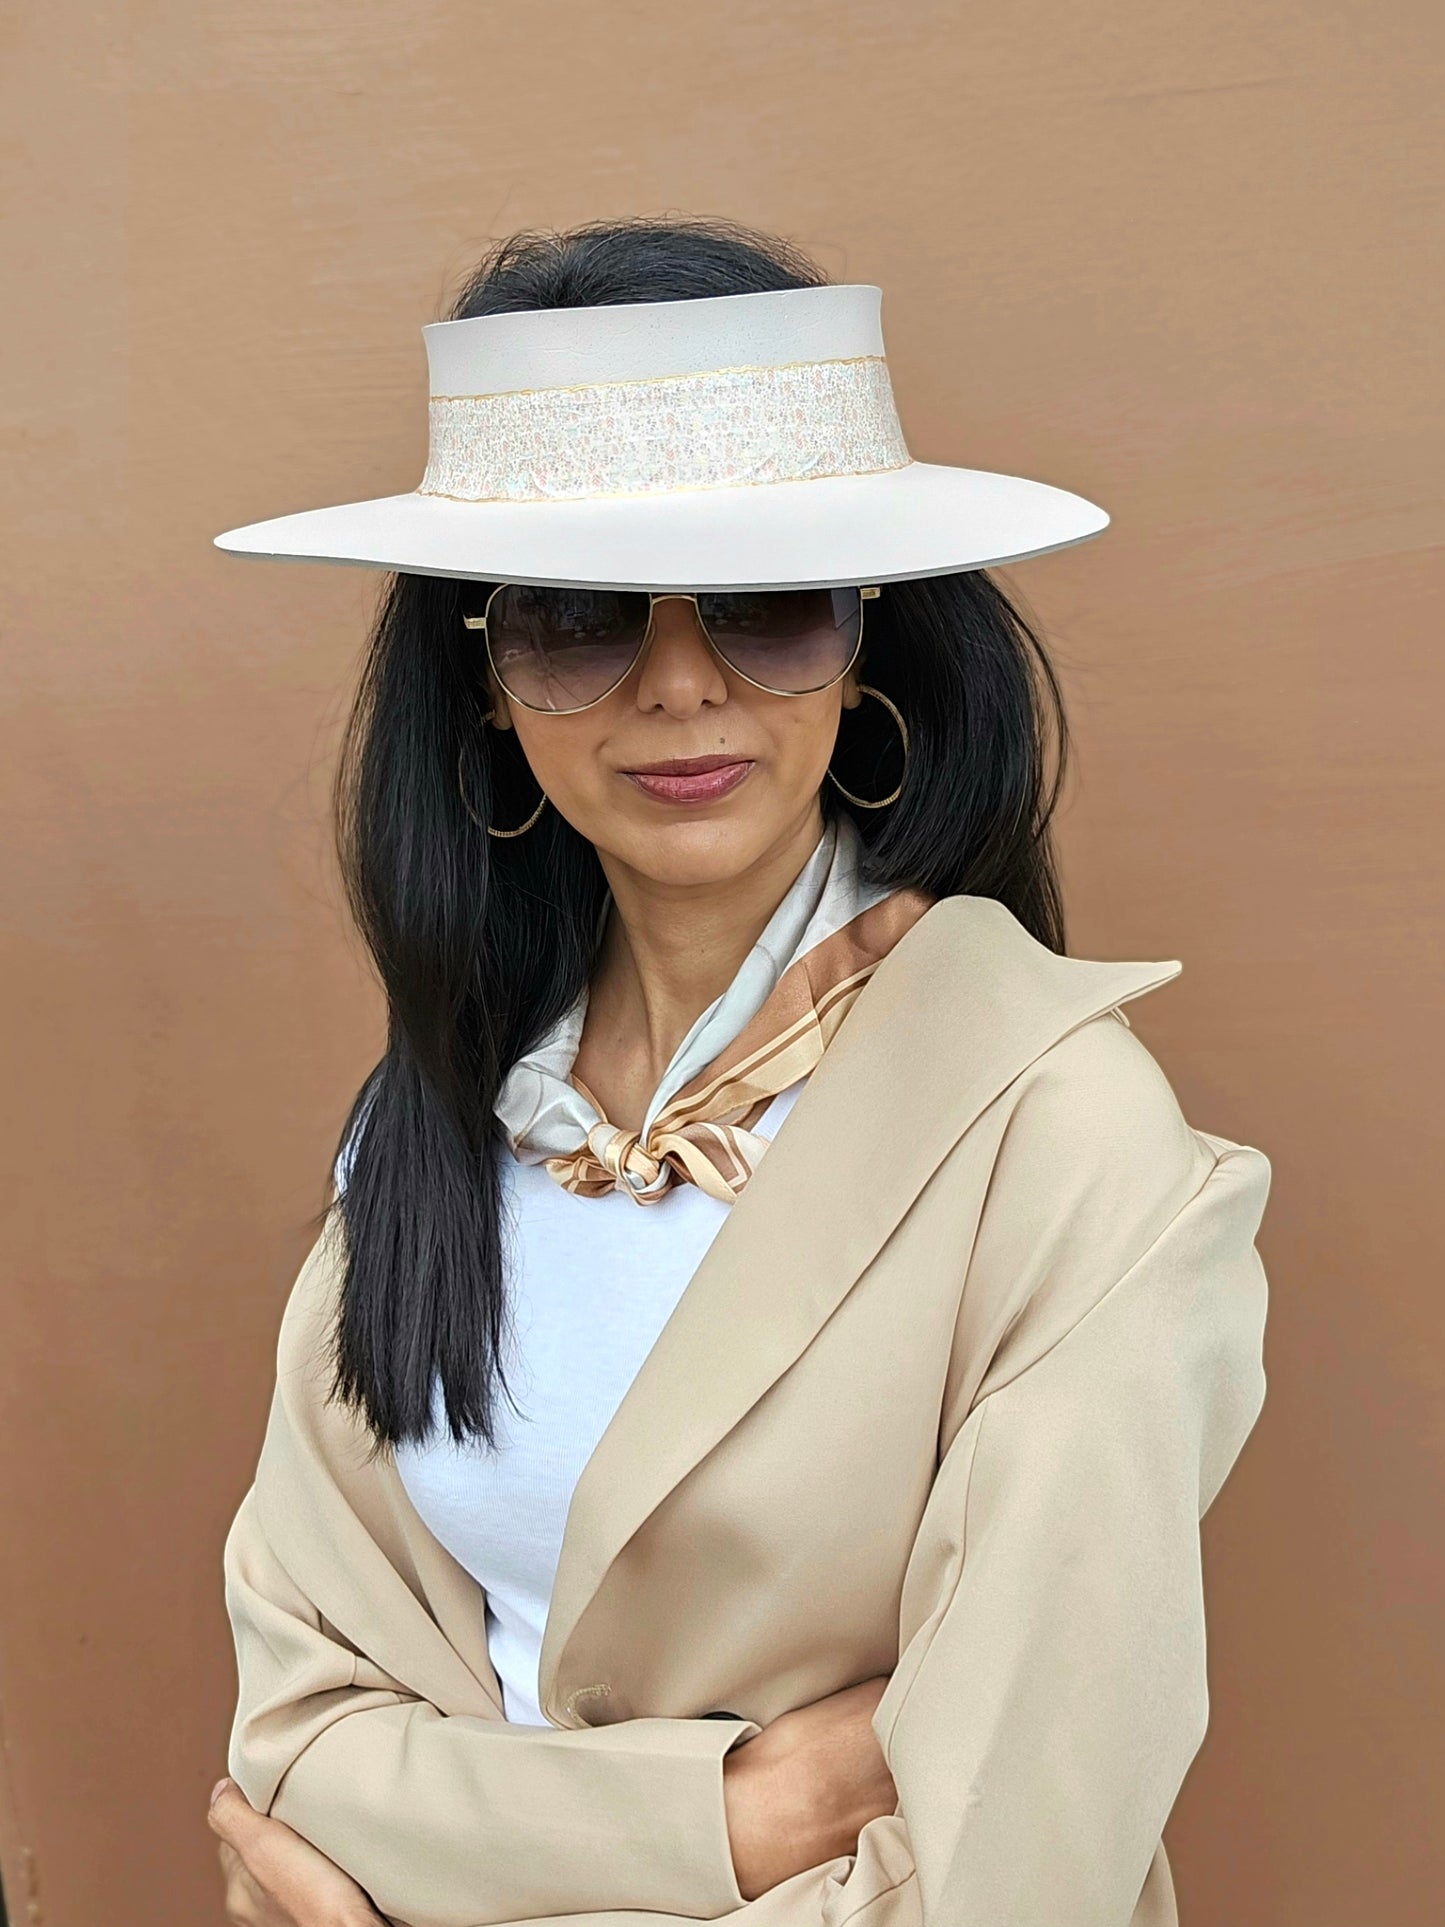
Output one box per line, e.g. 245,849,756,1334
621,754,755,804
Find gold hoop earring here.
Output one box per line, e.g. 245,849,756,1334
459,718,549,838
825,684,910,809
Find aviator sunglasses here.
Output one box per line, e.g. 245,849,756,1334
463,582,881,715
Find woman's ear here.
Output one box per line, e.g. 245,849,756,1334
486,678,516,731
840,663,865,710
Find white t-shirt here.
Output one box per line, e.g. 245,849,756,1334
393,1077,808,1725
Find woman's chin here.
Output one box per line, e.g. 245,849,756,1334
595,806,793,888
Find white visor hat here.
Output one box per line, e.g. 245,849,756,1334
213,283,1108,593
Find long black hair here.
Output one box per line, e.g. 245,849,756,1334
329,215,1072,1454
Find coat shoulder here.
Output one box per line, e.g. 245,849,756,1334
943,953,1272,1410
870,893,1197,1161
890,892,1268,1306
1007,1002,1204,1165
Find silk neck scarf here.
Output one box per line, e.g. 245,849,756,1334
494,812,936,1205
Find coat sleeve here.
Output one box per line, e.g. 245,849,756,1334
844,1018,1272,1927
221,1247,763,1927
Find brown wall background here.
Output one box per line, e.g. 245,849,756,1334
2,3,1441,1923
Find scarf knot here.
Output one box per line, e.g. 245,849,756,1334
495,815,936,1205
545,1102,780,1207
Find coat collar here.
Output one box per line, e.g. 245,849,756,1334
256,895,1181,1722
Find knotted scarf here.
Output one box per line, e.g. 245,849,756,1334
494,813,935,1205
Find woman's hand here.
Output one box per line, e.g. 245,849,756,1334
208,1678,896,1921
722,1675,898,1901
207,1778,384,1927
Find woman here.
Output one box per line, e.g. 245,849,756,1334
208,217,1271,1927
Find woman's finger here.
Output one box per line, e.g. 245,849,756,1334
208,1779,262,1846
215,1837,265,1926
206,1777,382,1925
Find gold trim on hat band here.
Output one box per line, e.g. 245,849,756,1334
418,353,911,504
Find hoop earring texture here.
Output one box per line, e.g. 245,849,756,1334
459,720,549,838
825,684,910,808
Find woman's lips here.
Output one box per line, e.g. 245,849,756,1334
622,760,755,803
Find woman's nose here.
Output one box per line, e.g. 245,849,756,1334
634,596,729,709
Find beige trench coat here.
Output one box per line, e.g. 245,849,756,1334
222,894,1272,1927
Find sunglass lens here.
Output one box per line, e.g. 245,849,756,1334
485,586,650,711
695,588,862,694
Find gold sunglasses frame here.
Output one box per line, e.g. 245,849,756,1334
462,583,881,715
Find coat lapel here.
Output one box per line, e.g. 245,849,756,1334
536,894,1182,1720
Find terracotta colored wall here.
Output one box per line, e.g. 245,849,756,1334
2,4,1440,1923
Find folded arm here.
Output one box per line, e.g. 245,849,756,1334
224,1484,760,1927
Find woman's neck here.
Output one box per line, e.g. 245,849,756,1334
572,808,826,1132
